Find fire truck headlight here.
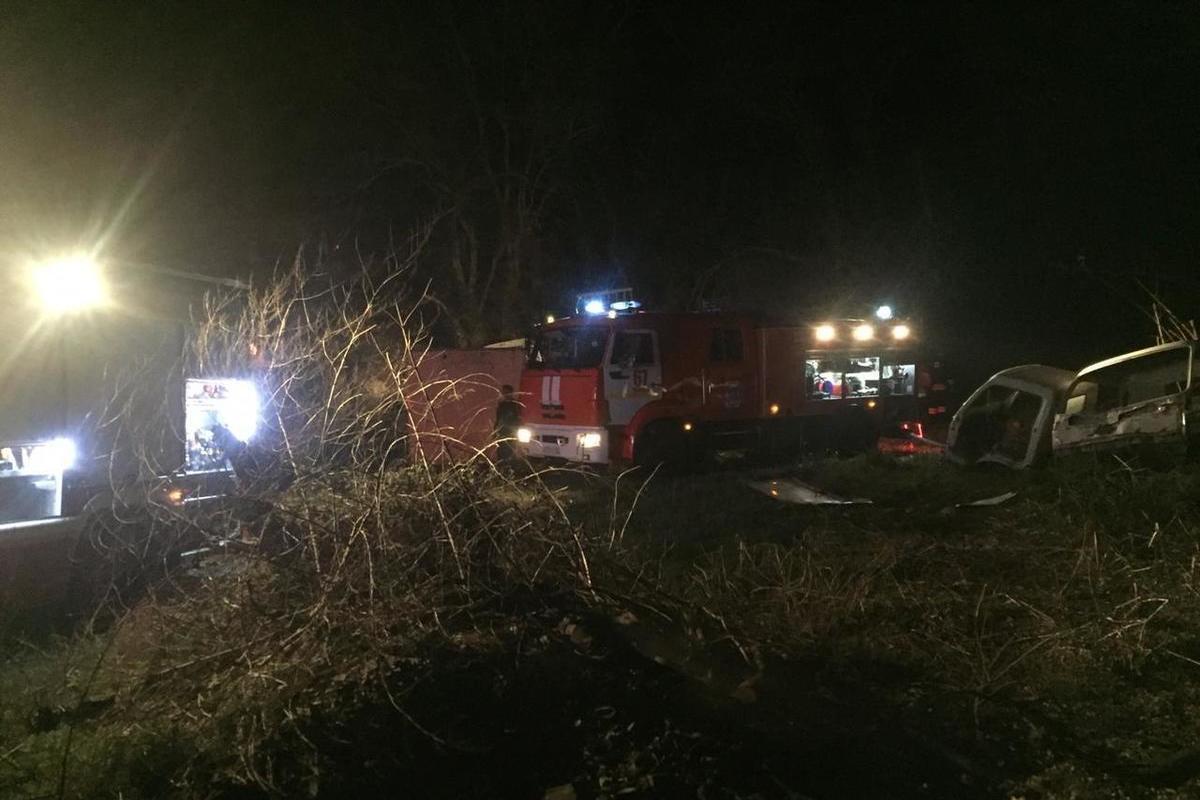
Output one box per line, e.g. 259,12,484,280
517,427,533,444
852,323,874,341
892,324,911,340
28,438,76,473
579,432,602,449
814,324,836,342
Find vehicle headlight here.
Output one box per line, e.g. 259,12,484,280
579,432,602,449
27,438,76,473
517,427,533,443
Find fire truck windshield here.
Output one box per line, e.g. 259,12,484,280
527,327,608,370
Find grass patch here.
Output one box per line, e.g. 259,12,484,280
6,453,1200,798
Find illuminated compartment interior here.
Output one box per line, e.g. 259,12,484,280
0,440,74,524
184,379,260,473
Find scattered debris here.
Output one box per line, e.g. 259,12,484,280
543,784,577,800
956,491,1018,508
745,478,872,505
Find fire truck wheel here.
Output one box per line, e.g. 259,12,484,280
633,420,691,469
834,408,880,454
65,506,179,624
755,422,805,464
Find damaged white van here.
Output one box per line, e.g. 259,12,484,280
1052,340,1196,458
946,365,1075,469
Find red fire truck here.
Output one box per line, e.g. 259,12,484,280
516,294,931,466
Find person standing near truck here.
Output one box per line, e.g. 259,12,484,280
494,384,521,462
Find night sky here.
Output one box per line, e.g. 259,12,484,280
2,2,1197,378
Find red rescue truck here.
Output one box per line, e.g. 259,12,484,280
517,297,928,466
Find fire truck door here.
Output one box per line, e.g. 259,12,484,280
604,330,661,425
704,326,749,417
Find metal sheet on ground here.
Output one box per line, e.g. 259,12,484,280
746,478,872,505
955,491,1018,508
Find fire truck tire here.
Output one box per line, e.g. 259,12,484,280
65,506,179,624
755,421,805,463
633,419,691,469
834,408,880,454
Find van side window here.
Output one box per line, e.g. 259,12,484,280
1068,347,1190,413
709,328,743,362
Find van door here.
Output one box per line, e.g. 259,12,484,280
1054,344,1192,454
604,329,661,425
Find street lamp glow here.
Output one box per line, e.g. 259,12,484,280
31,253,107,313
875,305,894,320
852,323,875,341
814,324,836,342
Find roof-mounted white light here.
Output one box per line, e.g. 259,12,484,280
584,299,605,315
875,305,894,320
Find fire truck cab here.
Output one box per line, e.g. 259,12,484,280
517,300,917,466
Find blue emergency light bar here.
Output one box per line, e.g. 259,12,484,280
575,287,641,315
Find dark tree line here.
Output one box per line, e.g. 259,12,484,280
1,2,1196,363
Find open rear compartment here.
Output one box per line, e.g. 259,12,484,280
184,378,261,474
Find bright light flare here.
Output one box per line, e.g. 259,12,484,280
220,380,260,442
852,323,875,341
892,324,911,340
30,253,107,313
26,438,76,473
584,299,605,315
814,324,836,343
517,427,533,444
769,403,780,415
545,315,555,324
875,305,894,320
